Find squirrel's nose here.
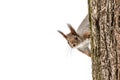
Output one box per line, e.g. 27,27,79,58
73,44,76,47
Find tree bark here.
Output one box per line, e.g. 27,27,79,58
88,0,120,80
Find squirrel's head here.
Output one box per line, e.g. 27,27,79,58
58,24,83,48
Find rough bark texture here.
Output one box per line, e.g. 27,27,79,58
88,0,120,80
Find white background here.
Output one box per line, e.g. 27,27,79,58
0,0,92,80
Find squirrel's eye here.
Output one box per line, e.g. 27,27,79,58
74,36,78,40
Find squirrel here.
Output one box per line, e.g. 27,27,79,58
58,15,91,57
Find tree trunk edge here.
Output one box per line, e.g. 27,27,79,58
88,0,120,80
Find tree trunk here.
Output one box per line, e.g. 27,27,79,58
88,0,120,80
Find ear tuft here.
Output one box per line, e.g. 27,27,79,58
67,24,77,34
58,30,67,39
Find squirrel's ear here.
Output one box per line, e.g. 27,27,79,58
58,30,67,39
67,24,77,34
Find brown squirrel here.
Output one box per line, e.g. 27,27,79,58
58,15,91,57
